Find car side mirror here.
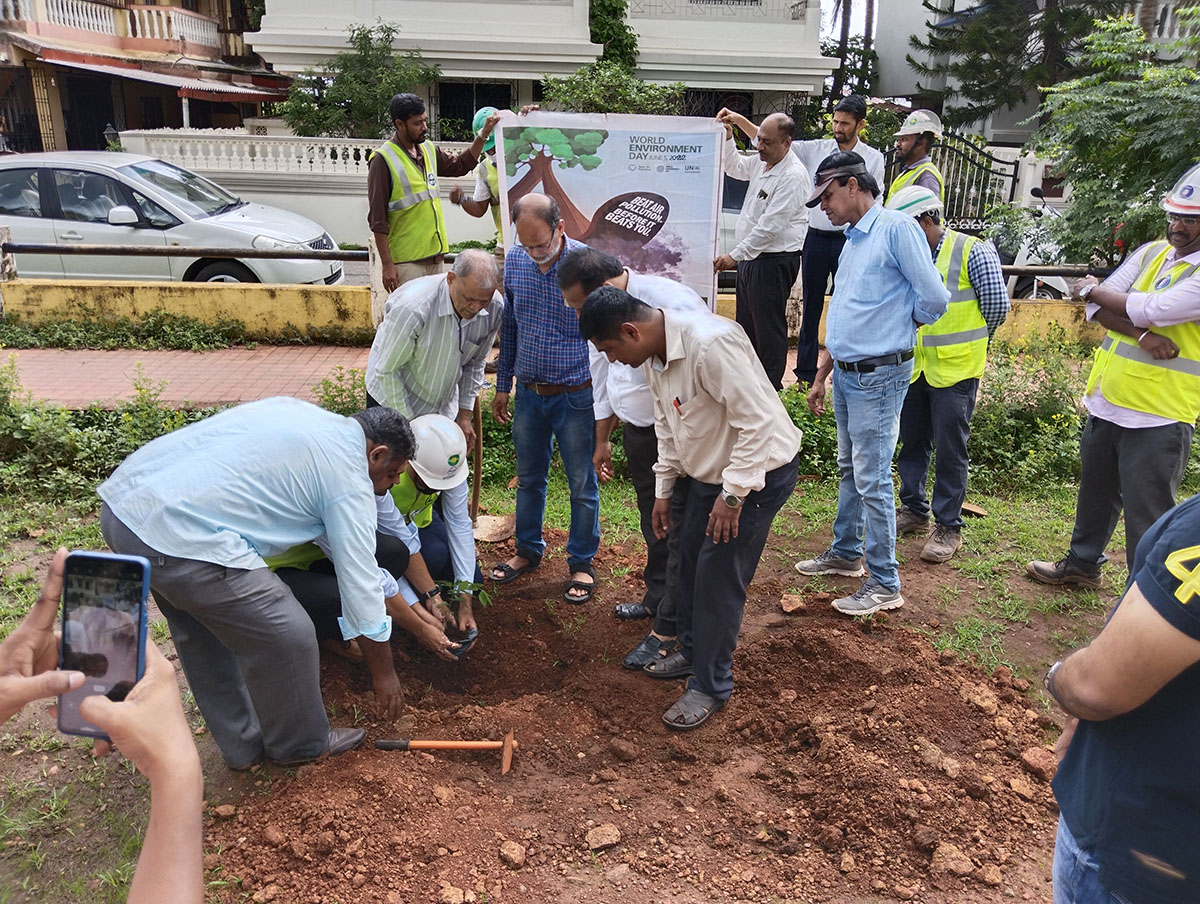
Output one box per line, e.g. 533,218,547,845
107,205,138,226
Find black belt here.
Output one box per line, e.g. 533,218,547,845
808,227,845,237
523,379,592,396
836,349,914,373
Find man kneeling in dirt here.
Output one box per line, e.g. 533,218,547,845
99,398,413,770
268,414,482,662
1045,493,1200,903
579,288,801,730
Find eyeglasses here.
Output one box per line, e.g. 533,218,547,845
1167,213,1200,226
522,224,561,253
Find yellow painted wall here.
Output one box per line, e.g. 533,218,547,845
2,280,1101,346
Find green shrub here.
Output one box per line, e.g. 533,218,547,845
779,386,839,479
312,366,367,416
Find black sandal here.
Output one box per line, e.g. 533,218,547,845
662,688,727,731
490,554,541,585
563,563,596,605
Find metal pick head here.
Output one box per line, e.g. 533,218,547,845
501,729,515,775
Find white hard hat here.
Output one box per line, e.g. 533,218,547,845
1162,162,1200,216
894,109,944,139
410,414,468,491
886,185,943,220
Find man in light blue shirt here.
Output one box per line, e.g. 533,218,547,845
795,152,949,616
98,398,416,771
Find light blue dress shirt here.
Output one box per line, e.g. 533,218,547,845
98,397,392,642
825,204,950,363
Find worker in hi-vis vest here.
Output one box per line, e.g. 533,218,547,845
885,186,1008,565
367,93,499,307
450,106,504,240
1028,162,1200,589
885,109,945,206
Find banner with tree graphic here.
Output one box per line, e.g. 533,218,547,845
495,112,723,307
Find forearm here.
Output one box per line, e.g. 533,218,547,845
595,414,619,445
403,551,439,596
814,349,835,380
128,757,204,904
358,636,399,687
1087,284,1131,318
1046,647,1126,722
386,594,438,639
374,232,395,268
1093,306,1141,338
460,199,491,218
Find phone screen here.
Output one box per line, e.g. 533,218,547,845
58,552,150,739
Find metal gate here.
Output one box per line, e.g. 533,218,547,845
884,132,1020,234
0,68,43,154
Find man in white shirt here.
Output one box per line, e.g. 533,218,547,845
579,288,802,732
719,97,885,386
557,247,706,671
713,112,810,390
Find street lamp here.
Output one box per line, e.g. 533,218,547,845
103,123,120,149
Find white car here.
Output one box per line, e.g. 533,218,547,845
0,152,343,285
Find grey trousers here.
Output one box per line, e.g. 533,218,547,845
101,505,329,768
1068,415,1194,567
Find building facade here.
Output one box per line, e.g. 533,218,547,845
249,0,836,132
0,0,287,151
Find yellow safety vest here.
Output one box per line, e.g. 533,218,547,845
373,140,448,263
887,161,946,205
1084,241,1200,424
914,229,990,387
481,155,502,234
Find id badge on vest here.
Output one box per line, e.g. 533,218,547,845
426,172,437,188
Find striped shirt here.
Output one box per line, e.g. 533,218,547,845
497,237,592,392
366,274,504,418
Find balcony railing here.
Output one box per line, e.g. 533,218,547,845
46,0,116,35
0,0,32,22
0,0,221,57
127,131,382,177
126,5,218,50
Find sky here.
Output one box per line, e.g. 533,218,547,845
819,2,869,43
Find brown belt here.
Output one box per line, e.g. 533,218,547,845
523,379,592,396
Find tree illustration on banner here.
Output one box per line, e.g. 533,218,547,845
504,126,669,248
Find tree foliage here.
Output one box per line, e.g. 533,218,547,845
1031,11,1200,264
540,60,686,116
795,35,880,138
907,0,1128,128
279,22,440,139
590,0,638,69
504,127,608,180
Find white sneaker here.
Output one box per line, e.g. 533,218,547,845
833,578,904,615
794,547,866,577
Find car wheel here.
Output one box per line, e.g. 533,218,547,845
194,261,259,283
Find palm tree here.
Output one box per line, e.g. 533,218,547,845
827,0,855,110
1137,0,1160,38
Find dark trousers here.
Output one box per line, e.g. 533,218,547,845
418,503,484,586
735,251,802,391
623,422,673,615
1069,415,1193,566
795,229,845,384
676,456,798,700
277,532,411,642
897,375,978,530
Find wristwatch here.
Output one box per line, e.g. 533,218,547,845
1078,283,1095,301
720,490,744,509
418,587,442,603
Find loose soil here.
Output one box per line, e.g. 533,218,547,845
207,527,1069,904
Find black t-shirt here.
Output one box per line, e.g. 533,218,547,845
1052,492,1200,904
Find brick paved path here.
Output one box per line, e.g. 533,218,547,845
6,346,369,408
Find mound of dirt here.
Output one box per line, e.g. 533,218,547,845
208,535,1060,904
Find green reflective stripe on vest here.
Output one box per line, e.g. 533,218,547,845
484,156,502,233
886,161,945,205
1084,242,1200,424
373,140,448,263
913,229,988,387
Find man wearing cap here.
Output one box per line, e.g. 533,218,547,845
366,248,503,626
794,152,948,616
718,97,886,385
1027,163,1200,588
886,110,945,205
885,186,1008,563
368,93,500,321
712,111,810,390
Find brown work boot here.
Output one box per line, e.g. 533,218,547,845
895,507,930,536
1025,555,1103,589
921,525,962,563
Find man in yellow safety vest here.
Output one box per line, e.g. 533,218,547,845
1028,162,1200,587
450,106,504,240
886,186,1009,563
367,93,499,312
886,109,945,206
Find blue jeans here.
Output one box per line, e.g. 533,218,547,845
1053,817,1130,904
830,359,912,591
512,384,600,570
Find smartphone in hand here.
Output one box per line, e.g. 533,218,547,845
57,552,151,740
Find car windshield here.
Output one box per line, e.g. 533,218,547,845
117,159,243,218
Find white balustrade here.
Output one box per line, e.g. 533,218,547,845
130,130,382,177
125,5,217,48
169,8,218,48
46,0,117,35
0,0,31,22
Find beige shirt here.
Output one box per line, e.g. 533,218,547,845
648,309,803,498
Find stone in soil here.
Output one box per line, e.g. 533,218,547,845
1021,746,1058,782
499,840,527,868
930,841,975,877
586,823,621,851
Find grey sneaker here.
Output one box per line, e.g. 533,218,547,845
795,547,866,577
921,525,962,563
1025,555,1103,589
895,507,930,536
833,578,905,616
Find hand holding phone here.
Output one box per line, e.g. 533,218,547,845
57,551,150,740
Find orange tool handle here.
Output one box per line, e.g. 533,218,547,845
375,739,519,751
